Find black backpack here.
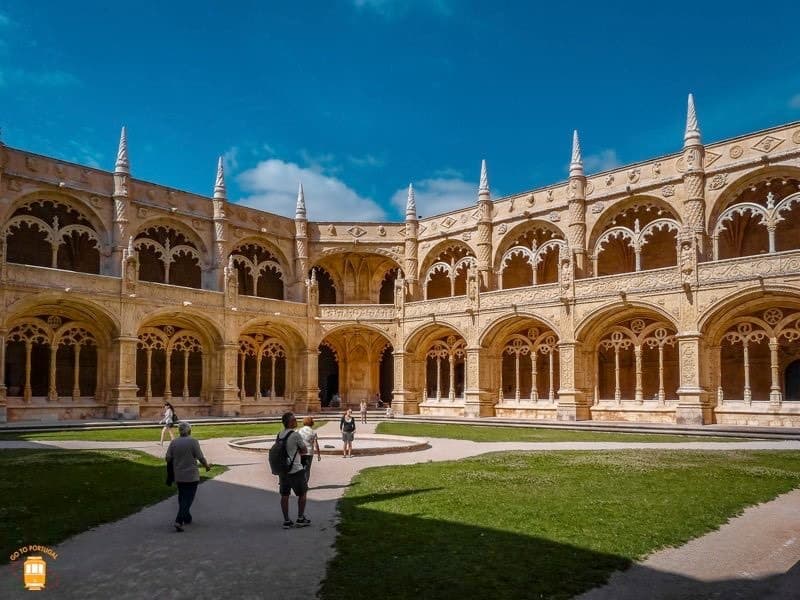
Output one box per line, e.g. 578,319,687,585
170,410,179,425
268,431,297,476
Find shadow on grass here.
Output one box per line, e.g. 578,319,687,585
0,446,222,566
322,490,800,600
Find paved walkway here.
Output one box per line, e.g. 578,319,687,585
1,423,800,599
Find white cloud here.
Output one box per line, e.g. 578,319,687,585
789,94,800,110
352,0,452,18
348,153,384,168
584,149,621,173
223,146,240,172
391,176,475,218
236,158,386,221
64,140,103,168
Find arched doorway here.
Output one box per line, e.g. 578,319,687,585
785,360,800,401
379,344,394,404
318,343,339,407
318,327,394,409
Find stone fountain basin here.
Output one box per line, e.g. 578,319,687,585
228,434,430,456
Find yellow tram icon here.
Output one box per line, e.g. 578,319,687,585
23,555,47,591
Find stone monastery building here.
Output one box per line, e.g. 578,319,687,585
2,95,800,427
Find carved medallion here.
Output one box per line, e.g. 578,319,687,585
661,185,675,197
729,145,744,159
347,225,367,238
793,129,800,145
707,173,728,190
440,217,455,229
752,135,784,153
497,223,507,234
548,211,560,222
591,202,604,215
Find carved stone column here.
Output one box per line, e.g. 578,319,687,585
556,342,590,421
294,183,309,302
213,342,242,416
682,94,707,255
476,161,494,290
464,347,493,417
110,127,130,277
675,333,711,424
404,184,420,300
0,329,6,422
391,350,417,415
567,130,587,274
108,335,140,419
295,348,321,413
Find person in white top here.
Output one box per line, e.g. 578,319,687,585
359,400,368,424
298,416,321,483
159,402,177,447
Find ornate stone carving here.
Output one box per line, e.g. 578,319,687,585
347,225,367,238
707,173,728,190
627,168,641,183
729,145,744,159
661,185,675,197
548,211,560,222
752,135,783,153
591,202,604,214
377,225,386,236
652,162,662,177
585,182,594,196
497,223,507,234
137,207,148,218
327,224,337,235
605,174,614,186
703,151,721,167
793,129,800,145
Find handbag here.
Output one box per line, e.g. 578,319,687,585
166,460,175,486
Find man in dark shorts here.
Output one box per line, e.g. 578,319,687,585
277,412,310,529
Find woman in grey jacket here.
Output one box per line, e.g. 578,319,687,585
165,421,210,532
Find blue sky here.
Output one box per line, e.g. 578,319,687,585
1,0,799,221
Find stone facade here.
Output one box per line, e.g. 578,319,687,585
3,100,800,426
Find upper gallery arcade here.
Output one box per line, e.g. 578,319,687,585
2,94,800,427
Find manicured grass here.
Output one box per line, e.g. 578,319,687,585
321,450,800,600
0,421,325,442
376,421,746,443
0,449,225,563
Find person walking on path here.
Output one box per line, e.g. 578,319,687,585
298,416,321,484
340,409,356,458
277,412,310,529
159,402,177,447
165,421,210,532
359,400,368,424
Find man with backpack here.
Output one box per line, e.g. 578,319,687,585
269,412,310,529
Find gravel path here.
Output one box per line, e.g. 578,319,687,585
1,422,799,599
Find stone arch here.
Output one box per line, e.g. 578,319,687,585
3,194,106,274
419,239,477,300
312,252,402,304
4,298,117,414
480,314,561,410
132,218,207,288
576,304,679,409
1,190,108,243
587,195,681,276
493,219,566,270
699,288,800,407
229,239,287,300
707,168,800,260
319,325,394,409
135,310,222,406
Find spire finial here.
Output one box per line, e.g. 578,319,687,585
405,183,416,220
213,156,226,200
479,159,489,195
684,93,701,146
115,126,129,174
296,182,307,219
569,130,584,177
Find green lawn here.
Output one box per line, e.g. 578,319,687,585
321,450,800,600
0,449,225,563
0,422,324,442
376,421,746,443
